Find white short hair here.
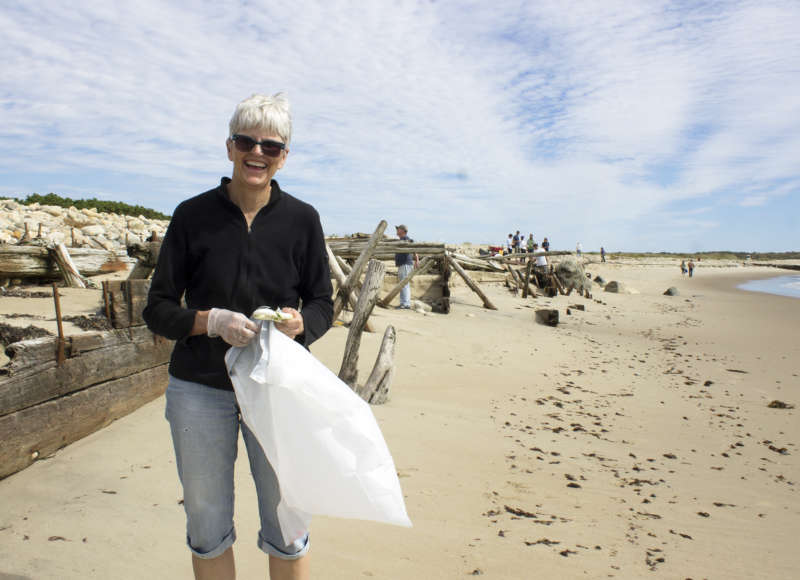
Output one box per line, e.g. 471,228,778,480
229,93,292,145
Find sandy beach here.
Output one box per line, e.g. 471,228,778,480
0,261,798,579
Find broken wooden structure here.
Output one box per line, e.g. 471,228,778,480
0,244,136,284
0,279,172,480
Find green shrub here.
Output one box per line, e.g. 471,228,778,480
5,193,170,220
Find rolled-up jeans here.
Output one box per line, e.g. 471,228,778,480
397,263,414,307
165,375,309,560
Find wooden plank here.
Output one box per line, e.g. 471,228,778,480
481,250,573,262
332,221,387,323
3,337,59,376
328,240,446,260
0,245,135,279
3,326,155,376
48,243,89,288
0,328,172,416
450,253,504,272
446,253,498,310
0,364,169,480
325,243,373,332
108,279,151,328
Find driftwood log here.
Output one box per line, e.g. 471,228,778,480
326,243,373,333
356,325,396,404
449,253,504,272
0,245,135,280
332,221,387,323
338,260,385,389
447,253,497,310
378,256,436,308
327,239,445,260
483,250,573,263
48,243,89,288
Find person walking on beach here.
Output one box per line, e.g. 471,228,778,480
600,246,606,262
542,237,550,252
688,259,695,277
527,234,535,253
143,92,333,580
506,234,513,255
681,259,687,275
394,224,419,309
576,242,582,258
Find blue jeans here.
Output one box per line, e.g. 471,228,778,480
397,263,413,307
165,375,309,560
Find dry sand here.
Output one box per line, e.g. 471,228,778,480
0,262,798,579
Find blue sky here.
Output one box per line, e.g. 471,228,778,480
1,0,798,252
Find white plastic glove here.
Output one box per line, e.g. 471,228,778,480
207,308,258,347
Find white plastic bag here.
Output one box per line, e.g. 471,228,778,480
225,320,412,545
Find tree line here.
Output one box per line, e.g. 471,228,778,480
4,193,170,221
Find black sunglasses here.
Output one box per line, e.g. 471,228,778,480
231,134,286,158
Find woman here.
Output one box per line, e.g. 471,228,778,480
143,93,333,580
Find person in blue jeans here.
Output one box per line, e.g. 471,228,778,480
394,224,419,309
143,92,332,580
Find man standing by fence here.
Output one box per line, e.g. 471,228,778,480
395,224,419,309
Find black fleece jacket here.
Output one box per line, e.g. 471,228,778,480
142,178,333,390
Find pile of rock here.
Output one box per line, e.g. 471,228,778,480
0,199,169,251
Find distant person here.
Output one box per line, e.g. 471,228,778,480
506,234,513,255
532,242,549,286
688,259,695,277
527,234,535,253
542,237,550,252
576,242,582,258
600,246,606,262
513,230,521,252
395,224,419,309
681,259,687,275
519,234,526,253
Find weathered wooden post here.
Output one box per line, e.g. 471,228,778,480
332,220,387,323
356,325,397,404
49,243,89,288
522,259,534,298
338,259,386,389
52,283,65,366
325,243,373,332
446,253,497,310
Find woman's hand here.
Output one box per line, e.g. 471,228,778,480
206,308,258,346
275,307,304,339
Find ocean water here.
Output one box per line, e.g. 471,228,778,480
738,275,800,299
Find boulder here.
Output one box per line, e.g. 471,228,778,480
554,257,592,295
604,281,626,293
81,225,106,236
663,286,680,296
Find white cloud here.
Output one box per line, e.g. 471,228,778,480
0,0,798,250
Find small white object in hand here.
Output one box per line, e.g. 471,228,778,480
252,307,293,321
